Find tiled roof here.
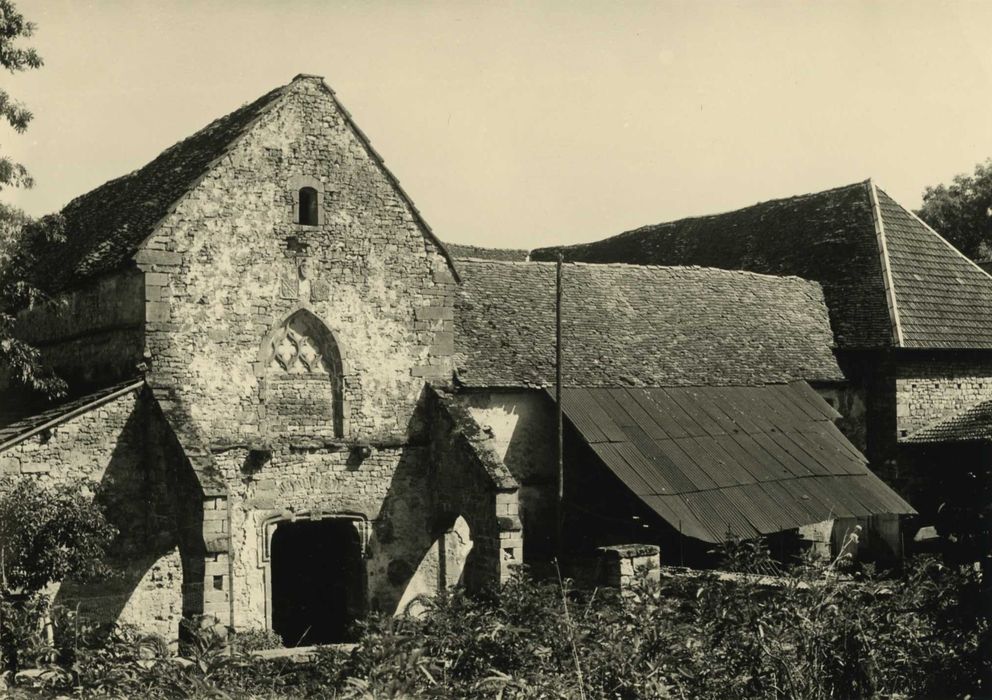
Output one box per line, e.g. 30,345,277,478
902,398,992,444
876,187,992,348
454,260,844,388
0,380,144,452
446,243,529,262
531,182,890,348
559,384,914,543
26,86,287,293
23,75,458,294
532,181,992,350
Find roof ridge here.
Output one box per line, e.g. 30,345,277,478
457,257,824,285
657,178,872,226
447,242,528,249
565,381,797,388
868,181,904,347
535,179,872,251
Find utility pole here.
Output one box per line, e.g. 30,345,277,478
556,252,564,557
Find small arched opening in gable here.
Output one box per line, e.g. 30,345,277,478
298,187,319,226
260,309,344,438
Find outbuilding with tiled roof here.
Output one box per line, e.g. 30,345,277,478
531,179,992,556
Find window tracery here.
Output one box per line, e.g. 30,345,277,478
260,309,344,438
270,324,326,373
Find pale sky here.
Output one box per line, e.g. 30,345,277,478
3,0,991,249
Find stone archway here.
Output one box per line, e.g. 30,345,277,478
395,514,475,616
434,514,474,589
262,513,368,646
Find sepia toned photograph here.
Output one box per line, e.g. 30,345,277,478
0,1,989,697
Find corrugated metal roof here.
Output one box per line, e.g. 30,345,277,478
557,383,915,543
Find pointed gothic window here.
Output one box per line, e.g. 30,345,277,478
298,187,319,226
261,310,344,437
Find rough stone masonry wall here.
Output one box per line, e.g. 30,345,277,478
211,443,438,630
561,544,662,592
429,389,522,592
139,76,456,445
815,383,868,453
0,390,139,484
208,388,521,632
894,354,992,437
0,390,184,638
9,270,145,390
130,77,459,631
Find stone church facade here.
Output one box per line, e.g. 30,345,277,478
1,76,522,641
1,75,918,643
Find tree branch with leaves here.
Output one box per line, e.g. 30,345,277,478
0,3,66,398
917,158,992,262
0,204,67,397
0,0,43,191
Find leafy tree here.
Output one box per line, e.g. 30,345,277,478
0,0,43,191
0,3,62,398
0,477,117,675
0,204,66,397
917,158,992,261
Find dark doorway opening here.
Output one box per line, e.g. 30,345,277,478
270,518,365,646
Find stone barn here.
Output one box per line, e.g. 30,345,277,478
0,75,911,643
532,180,992,552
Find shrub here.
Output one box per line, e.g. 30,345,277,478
0,477,116,678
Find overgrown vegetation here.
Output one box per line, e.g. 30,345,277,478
0,0,66,398
0,477,117,676
3,537,988,699
0,203,68,397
